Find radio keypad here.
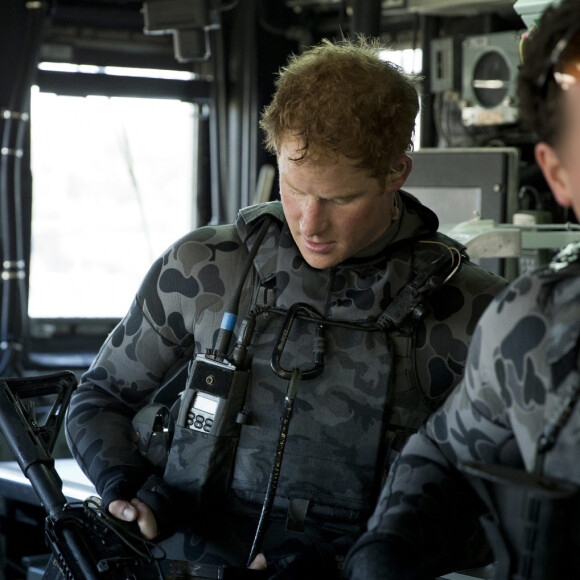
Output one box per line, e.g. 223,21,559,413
187,411,213,433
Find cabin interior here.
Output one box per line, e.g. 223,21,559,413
0,0,575,578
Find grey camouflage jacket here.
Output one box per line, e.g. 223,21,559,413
346,241,580,580
65,194,506,568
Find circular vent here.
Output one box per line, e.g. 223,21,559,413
472,50,511,108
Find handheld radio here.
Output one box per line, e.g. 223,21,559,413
162,219,271,501
177,352,249,436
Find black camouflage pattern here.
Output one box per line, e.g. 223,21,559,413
65,196,506,567
346,241,580,580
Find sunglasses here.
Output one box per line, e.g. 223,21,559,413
535,25,580,94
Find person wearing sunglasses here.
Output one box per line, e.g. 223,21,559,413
345,1,580,578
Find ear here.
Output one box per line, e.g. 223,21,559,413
534,142,573,207
385,155,413,192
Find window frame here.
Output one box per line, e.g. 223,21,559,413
25,64,211,368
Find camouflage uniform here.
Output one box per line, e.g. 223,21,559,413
345,241,580,580
65,193,505,575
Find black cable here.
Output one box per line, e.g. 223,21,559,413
260,306,382,332
213,216,272,358
218,0,239,12
247,367,302,566
0,1,48,375
82,497,166,563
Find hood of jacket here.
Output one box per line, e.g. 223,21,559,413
236,189,439,264
235,191,441,322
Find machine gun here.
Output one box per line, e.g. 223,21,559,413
0,371,165,580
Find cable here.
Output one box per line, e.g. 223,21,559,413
218,0,239,12
418,239,463,284
247,367,302,566
82,497,166,563
213,216,273,358
0,1,48,375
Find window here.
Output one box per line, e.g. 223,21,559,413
380,47,423,149
29,81,198,319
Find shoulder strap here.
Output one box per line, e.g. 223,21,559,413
236,201,284,238
236,201,284,287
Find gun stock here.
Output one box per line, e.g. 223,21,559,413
0,371,164,580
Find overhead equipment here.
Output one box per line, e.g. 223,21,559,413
513,0,562,28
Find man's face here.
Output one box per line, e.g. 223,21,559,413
278,140,403,269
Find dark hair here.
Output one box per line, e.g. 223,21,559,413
260,36,421,183
517,0,580,145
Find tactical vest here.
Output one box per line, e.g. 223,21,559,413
141,200,466,535
462,241,580,580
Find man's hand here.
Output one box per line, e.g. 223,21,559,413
108,498,159,540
